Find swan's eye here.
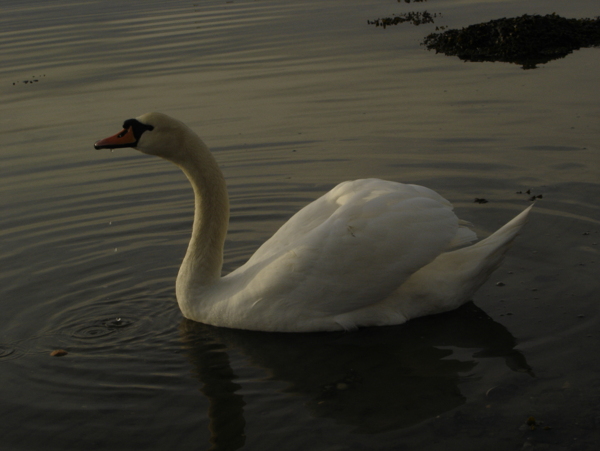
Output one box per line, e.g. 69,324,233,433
122,119,154,138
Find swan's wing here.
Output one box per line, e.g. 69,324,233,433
244,182,348,265
234,179,475,316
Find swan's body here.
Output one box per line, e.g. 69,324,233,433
95,112,532,332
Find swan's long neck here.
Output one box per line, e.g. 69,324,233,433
172,133,229,293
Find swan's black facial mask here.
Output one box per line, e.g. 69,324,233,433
94,119,154,150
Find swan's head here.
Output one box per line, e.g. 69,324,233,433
94,112,194,161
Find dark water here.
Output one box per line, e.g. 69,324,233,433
1,0,599,450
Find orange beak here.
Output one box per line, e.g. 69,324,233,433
94,126,137,149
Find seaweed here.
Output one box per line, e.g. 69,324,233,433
423,14,600,69
368,11,438,28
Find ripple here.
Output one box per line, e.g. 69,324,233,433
103,317,133,329
0,344,26,361
71,325,115,339
0,346,16,358
70,317,134,340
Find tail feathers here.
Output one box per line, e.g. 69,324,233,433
470,204,533,255
391,204,533,319
438,203,533,290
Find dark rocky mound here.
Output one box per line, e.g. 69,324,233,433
423,14,600,69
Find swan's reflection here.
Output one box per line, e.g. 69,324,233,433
180,302,531,449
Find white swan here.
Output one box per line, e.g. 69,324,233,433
95,112,532,332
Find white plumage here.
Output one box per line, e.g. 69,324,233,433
95,112,532,332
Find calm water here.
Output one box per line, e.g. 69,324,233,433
1,0,599,449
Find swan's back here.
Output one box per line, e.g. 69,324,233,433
245,179,476,266
211,179,481,330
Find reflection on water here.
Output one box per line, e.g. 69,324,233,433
182,324,247,451
1,0,599,450
181,302,531,448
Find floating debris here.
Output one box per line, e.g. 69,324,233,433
474,198,488,204
12,74,45,86
317,369,362,401
368,11,438,28
516,189,543,201
526,416,537,430
50,349,68,357
423,14,600,69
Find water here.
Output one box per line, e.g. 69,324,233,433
1,0,599,449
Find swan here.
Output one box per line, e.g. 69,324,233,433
94,112,532,332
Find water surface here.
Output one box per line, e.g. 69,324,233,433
1,0,599,450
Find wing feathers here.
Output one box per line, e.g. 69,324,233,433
234,179,468,316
